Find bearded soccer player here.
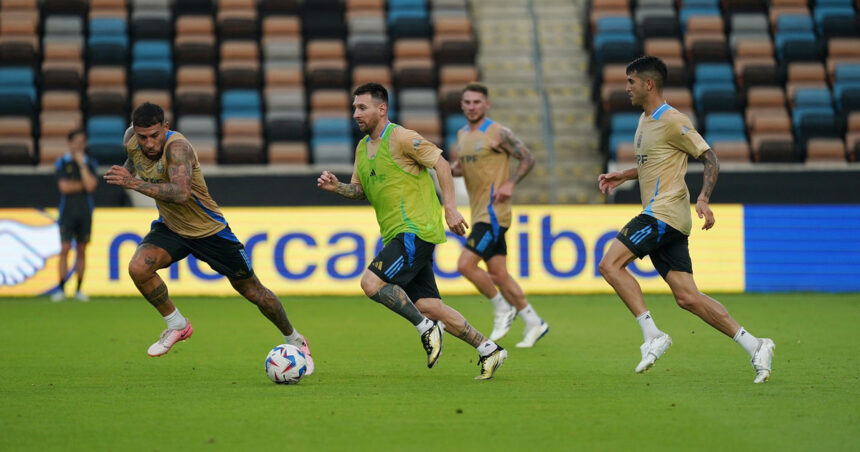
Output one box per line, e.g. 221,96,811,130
451,82,548,347
597,57,774,383
317,83,507,379
104,103,313,374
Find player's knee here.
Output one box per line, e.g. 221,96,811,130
674,292,699,311
489,269,507,285
457,259,475,276
127,259,151,282
415,298,442,318
360,271,383,297
597,257,616,279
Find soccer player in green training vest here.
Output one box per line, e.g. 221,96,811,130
317,83,507,380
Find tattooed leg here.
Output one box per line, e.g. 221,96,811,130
360,269,426,325
368,284,426,325
128,244,176,316
230,275,295,336
415,298,487,347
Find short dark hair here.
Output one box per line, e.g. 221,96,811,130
67,128,85,141
132,102,165,127
626,56,668,90
352,82,388,104
462,82,489,98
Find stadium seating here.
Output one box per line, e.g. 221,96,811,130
591,0,860,163
0,0,481,166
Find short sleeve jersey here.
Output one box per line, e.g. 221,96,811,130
55,153,98,217
126,130,226,239
634,103,709,235
456,118,512,228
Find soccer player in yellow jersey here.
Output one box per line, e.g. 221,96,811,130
317,83,507,379
597,57,774,383
104,103,314,374
451,82,549,347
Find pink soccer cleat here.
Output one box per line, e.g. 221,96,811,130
299,335,314,376
147,322,193,357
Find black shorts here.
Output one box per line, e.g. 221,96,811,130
464,222,508,261
141,221,254,280
59,208,92,244
368,232,441,301
616,214,693,279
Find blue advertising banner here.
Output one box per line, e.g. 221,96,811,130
744,205,860,292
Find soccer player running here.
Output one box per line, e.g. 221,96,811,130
597,57,774,383
317,83,507,379
52,128,98,302
451,82,549,347
104,103,313,374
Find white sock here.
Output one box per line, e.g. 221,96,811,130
477,340,499,357
489,292,508,312
518,303,541,326
733,327,761,359
415,317,433,335
283,330,302,347
164,309,187,330
636,310,662,342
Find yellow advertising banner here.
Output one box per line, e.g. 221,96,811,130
0,205,744,297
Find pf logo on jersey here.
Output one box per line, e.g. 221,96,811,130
636,155,648,165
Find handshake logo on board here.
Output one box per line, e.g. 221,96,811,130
0,220,61,286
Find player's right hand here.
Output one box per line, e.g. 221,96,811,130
598,172,625,195
316,170,339,192
444,206,469,236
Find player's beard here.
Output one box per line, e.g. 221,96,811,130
467,112,485,125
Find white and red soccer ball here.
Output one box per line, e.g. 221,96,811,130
264,344,308,385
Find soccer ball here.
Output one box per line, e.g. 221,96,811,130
264,344,308,385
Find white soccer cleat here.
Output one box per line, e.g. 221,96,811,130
50,290,64,302
420,321,444,368
751,338,775,384
74,291,89,302
635,332,672,373
489,305,517,341
516,321,549,348
147,322,194,357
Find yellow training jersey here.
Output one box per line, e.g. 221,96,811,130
456,118,512,228
126,130,226,239
633,103,710,235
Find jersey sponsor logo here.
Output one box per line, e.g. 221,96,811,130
636,155,648,165
681,125,690,136
412,139,421,150
461,155,478,164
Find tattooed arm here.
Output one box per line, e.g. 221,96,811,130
695,148,719,230
492,127,536,203
317,170,366,200
104,139,193,203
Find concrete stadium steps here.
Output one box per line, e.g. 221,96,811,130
470,0,603,204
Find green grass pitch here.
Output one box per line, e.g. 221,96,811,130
1,293,858,451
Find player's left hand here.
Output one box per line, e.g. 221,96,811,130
445,206,469,236
696,198,715,230
104,165,135,188
493,181,514,204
